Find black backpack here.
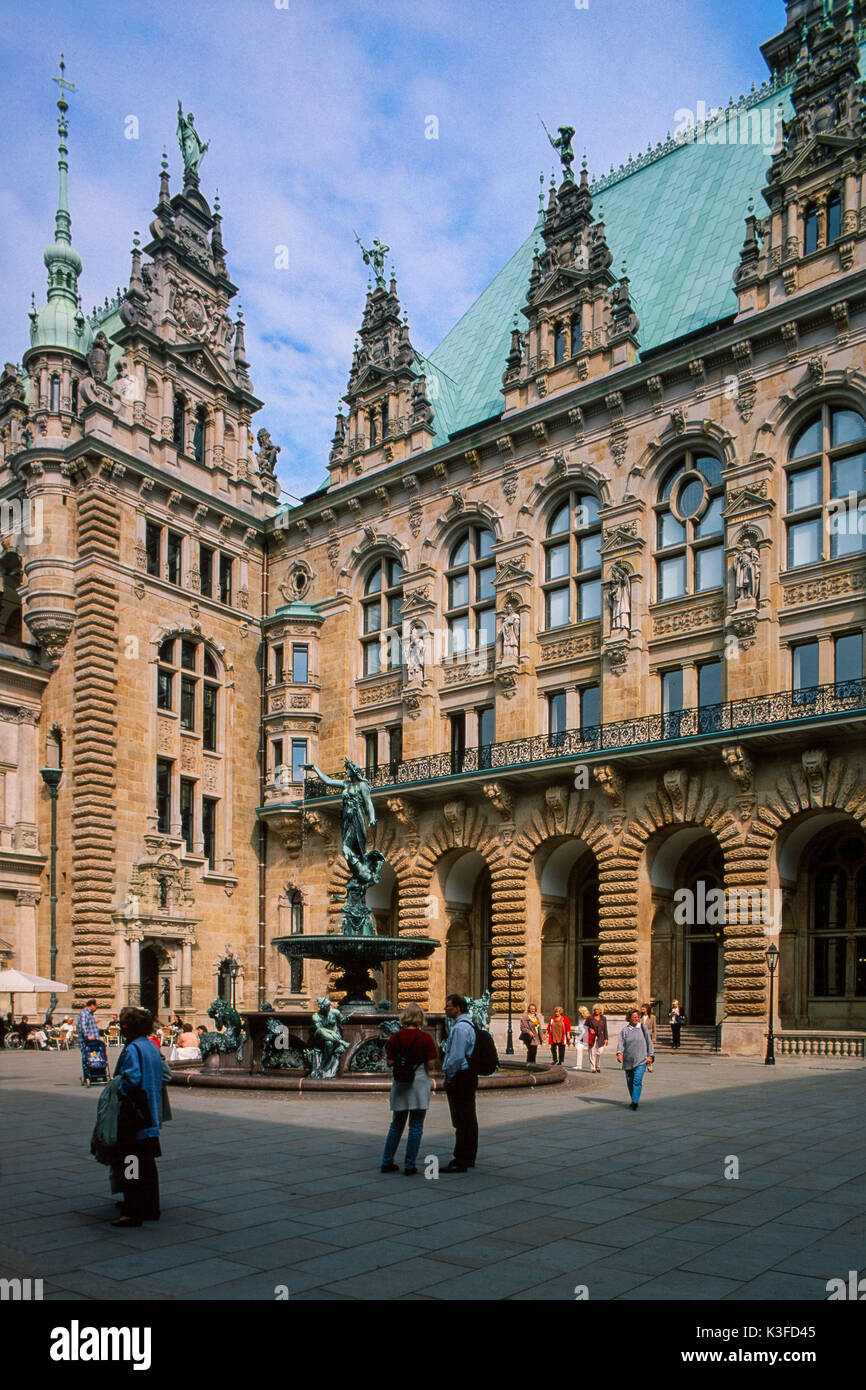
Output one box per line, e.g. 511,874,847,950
392,1033,423,1083
468,1024,498,1076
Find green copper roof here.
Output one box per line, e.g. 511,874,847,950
426,76,799,438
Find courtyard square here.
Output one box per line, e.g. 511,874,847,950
1,1049,863,1303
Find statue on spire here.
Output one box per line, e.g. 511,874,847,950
354,231,390,290
176,102,209,178
540,119,576,183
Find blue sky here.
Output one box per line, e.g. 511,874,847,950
1,0,785,498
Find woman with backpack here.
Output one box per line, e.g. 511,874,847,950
380,1002,439,1176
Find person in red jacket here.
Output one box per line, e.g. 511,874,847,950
546,1005,572,1065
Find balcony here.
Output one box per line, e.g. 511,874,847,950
303,678,866,800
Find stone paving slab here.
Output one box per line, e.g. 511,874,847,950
2,1050,865,1302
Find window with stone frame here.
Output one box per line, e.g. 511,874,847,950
807,828,866,999
445,528,495,657
360,555,403,676
156,637,222,753
193,406,207,464
785,405,866,569
172,393,186,451
654,453,724,601
542,493,602,630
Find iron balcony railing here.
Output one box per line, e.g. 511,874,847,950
302,679,866,800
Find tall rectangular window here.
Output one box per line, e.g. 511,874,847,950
219,554,233,606
156,759,172,834
145,522,162,578
157,667,173,711
271,644,284,682
291,739,308,784
292,645,309,684
180,778,195,854
792,641,819,706
202,797,217,870
580,684,600,736
662,668,683,738
271,738,284,772
549,691,567,748
388,725,402,768
698,660,722,732
167,531,182,586
202,683,217,751
835,632,863,691
199,544,214,598
478,705,495,767
180,676,196,731
364,732,378,777
450,712,466,773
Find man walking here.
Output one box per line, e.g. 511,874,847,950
441,993,477,1173
76,998,100,1081
617,1008,654,1110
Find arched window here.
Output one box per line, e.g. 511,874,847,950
156,636,222,754
554,323,567,365
542,492,601,629
808,829,866,998
173,394,186,451
654,453,724,601
827,192,842,246
360,556,403,675
50,376,61,412
786,405,866,567
193,406,207,464
445,528,495,656
804,204,819,256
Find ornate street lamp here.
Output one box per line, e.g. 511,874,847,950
229,956,239,1009
39,741,63,1022
764,942,780,1066
505,950,516,1056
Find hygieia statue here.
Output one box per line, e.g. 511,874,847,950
303,759,386,936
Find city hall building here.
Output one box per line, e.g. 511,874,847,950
2,0,866,1055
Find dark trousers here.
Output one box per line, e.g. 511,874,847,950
550,1043,565,1064
525,1044,538,1063
445,1070,478,1167
671,1022,682,1049
111,1137,161,1221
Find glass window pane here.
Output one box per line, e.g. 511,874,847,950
695,455,723,485
696,494,723,537
158,638,174,663
788,518,822,568
677,478,704,518
387,595,402,625
549,692,567,735
831,521,866,558
658,554,686,600
448,615,469,656
181,640,197,671
548,503,570,536
363,600,381,633
835,632,862,685
546,586,570,629
157,669,172,710
832,410,866,448
660,465,683,501
291,740,308,783
478,705,495,747
450,536,470,567
813,936,846,996
580,684,600,732
575,494,600,528
203,684,217,751
180,676,196,730
791,415,822,459
476,565,495,601
696,545,723,591
477,606,496,649
387,558,404,585
292,646,308,683
363,640,380,675
698,661,722,708
203,652,217,679
658,511,686,548
546,542,570,580
787,466,821,511
578,579,602,621
579,533,601,571
364,567,382,594
448,573,469,609
662,668,683,713
831,452,866,499
793,641,819,691
476,529,495,558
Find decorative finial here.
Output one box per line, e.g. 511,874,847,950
747,195,755,216
161,145,169,173
214,187,221,215
132,229,140,249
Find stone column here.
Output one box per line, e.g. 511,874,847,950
127,934,141,1005
114,924,129,1007
181,939,193,1008
15,889,41,1013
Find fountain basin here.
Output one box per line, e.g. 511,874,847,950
272,933,440,1012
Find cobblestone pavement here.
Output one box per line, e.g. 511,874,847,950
0,1050,864,1301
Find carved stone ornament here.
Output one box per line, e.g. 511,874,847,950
386,797,418,851
721,744,754,822
484,782,514,821
801,748,828,805
603,635,629,675
593,764,624,807
544,784,568,831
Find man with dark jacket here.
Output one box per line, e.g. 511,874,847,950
441,993,477,1173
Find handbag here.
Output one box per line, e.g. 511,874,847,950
586,1028,596,1047
519,1030,533,1046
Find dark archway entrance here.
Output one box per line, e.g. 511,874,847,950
140,945,159,1016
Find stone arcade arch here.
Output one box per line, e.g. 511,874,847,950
535,838,600,1018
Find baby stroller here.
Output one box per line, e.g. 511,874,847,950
81,1038,109,1087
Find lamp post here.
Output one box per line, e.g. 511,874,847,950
764,942,779,1066
39,752,63,1023
229,957,239,1010
505,950,516,1056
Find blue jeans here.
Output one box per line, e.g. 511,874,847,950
382,1108,426,1168
625,1062,647,1105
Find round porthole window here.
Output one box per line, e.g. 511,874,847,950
673,472,706,522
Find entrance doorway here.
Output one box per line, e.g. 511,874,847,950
688,939,720,1025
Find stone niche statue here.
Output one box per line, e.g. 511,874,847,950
608,562,632,633
305,997,349,1078
406,623,426,684
256,428,280,477
733,535,760,609
498,603,520,664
